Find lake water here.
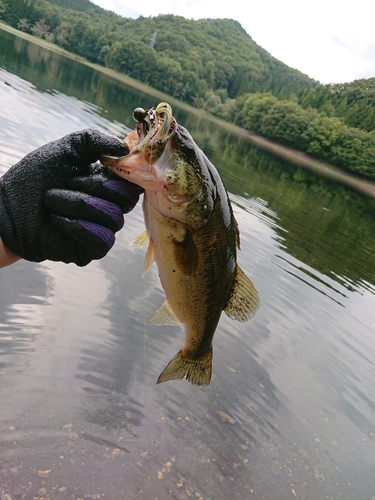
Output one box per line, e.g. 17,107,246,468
1,28,375,500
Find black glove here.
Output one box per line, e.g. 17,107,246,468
0,129,141,266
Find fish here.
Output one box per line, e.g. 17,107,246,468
101,102,259,386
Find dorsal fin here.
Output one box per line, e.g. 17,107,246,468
224,265,260,322
148,300,182,326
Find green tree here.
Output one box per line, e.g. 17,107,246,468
0,0,7,19
31,19,51,39
302,115,344,159
298,78,375,133
45,31,55,43
331,128,375,178
260,100,312,149
151,55,183,96
17,17,30,31
55,21,70,47
105,39,157,84
241,92,278,132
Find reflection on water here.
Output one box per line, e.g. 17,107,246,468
1,28,375,499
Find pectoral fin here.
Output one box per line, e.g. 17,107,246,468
173,232,198,275
224,265,260,322
141,238,155,277
132,231,149,247
148,300,182,326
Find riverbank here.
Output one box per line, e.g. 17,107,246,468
1,21,375,199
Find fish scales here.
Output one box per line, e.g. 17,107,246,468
101,102,259,386
147,192,236,354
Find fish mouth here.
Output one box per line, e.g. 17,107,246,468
132,102,176,152
100,103,176,173
132,107,155,143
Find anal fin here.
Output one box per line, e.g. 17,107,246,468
224,265,260,322
148,300,182,326
157,348,212,386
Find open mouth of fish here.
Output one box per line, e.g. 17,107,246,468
128,102,176,152
133,107,155,142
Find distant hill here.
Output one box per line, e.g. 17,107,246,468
43,0,106,13
1,0,316,103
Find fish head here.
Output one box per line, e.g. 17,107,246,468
102,102,215,228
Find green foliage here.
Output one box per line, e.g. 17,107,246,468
0,0,6,19
151,55,183,96
260,100,313,149
31,19,51,38
1,0,315,103
240,92,278,131
43,0,107,13
238,91,375,180
3,0,34,26
299,79,375,132
17,17,30,31
104,38,157,83
302,115,344,158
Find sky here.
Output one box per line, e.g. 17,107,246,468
89,0,375,85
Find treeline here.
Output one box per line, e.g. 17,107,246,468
227,84,375,179
1,0,375,180
299,80,375,132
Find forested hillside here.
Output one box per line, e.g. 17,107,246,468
1,0,375,180
0,0,314,103
299,80,375,132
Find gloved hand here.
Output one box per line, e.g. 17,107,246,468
0,128,141,266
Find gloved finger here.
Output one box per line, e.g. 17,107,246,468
68,129,129,166
44,189,124,232
50,215,115,262
66,168,142,213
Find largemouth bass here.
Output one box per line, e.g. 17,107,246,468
101,102,259,386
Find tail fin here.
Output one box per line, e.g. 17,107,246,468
157,348,212,386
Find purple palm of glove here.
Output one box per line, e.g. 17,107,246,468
0,129,141,266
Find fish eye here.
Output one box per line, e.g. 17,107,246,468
133,107,147,122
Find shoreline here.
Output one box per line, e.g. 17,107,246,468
1,21,375,199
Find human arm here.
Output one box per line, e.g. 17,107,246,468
0,237,21,268
0,128,141,267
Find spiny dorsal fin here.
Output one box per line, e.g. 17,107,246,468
141,238,155,278
224,265,260,322
132,231,149,247
157,348,212,386
148,300,182,326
